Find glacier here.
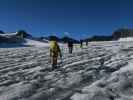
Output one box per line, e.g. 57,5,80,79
0,41,133,100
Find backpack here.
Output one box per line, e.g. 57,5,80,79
50,41,60,56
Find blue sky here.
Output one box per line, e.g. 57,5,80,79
0,0,132,39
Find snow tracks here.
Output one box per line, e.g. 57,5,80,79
0,42,133,100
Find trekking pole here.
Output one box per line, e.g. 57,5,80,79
60,46,63,67
60,52,63,67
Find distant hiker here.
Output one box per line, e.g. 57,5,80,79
86,41,88,46
50,39,62,70
80,39,83,48
68,41,73,54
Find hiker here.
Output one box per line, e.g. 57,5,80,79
80,39,83,48
86,40,88,46
50,39,62,70
68,41,73,54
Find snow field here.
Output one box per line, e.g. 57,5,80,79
0,41,133,100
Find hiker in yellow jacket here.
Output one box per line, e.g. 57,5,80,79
50,40,62,70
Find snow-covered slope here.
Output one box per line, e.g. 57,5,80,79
0,32,50,47
119,37,133,41
0,41,133,100
0,32,17,37
24,38,49,47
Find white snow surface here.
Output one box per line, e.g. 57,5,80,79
0,38,50,48
0,41,133,100
0,32,50,47
119,37,133,41
24,39,49,47
0,32,17,37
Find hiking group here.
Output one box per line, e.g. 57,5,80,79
49,37,88,70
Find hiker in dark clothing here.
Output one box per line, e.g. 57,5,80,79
68,41,73,54
80,39,83,48
86,40,88,46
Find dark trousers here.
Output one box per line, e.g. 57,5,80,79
69,47,73,54
51,56,58,69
